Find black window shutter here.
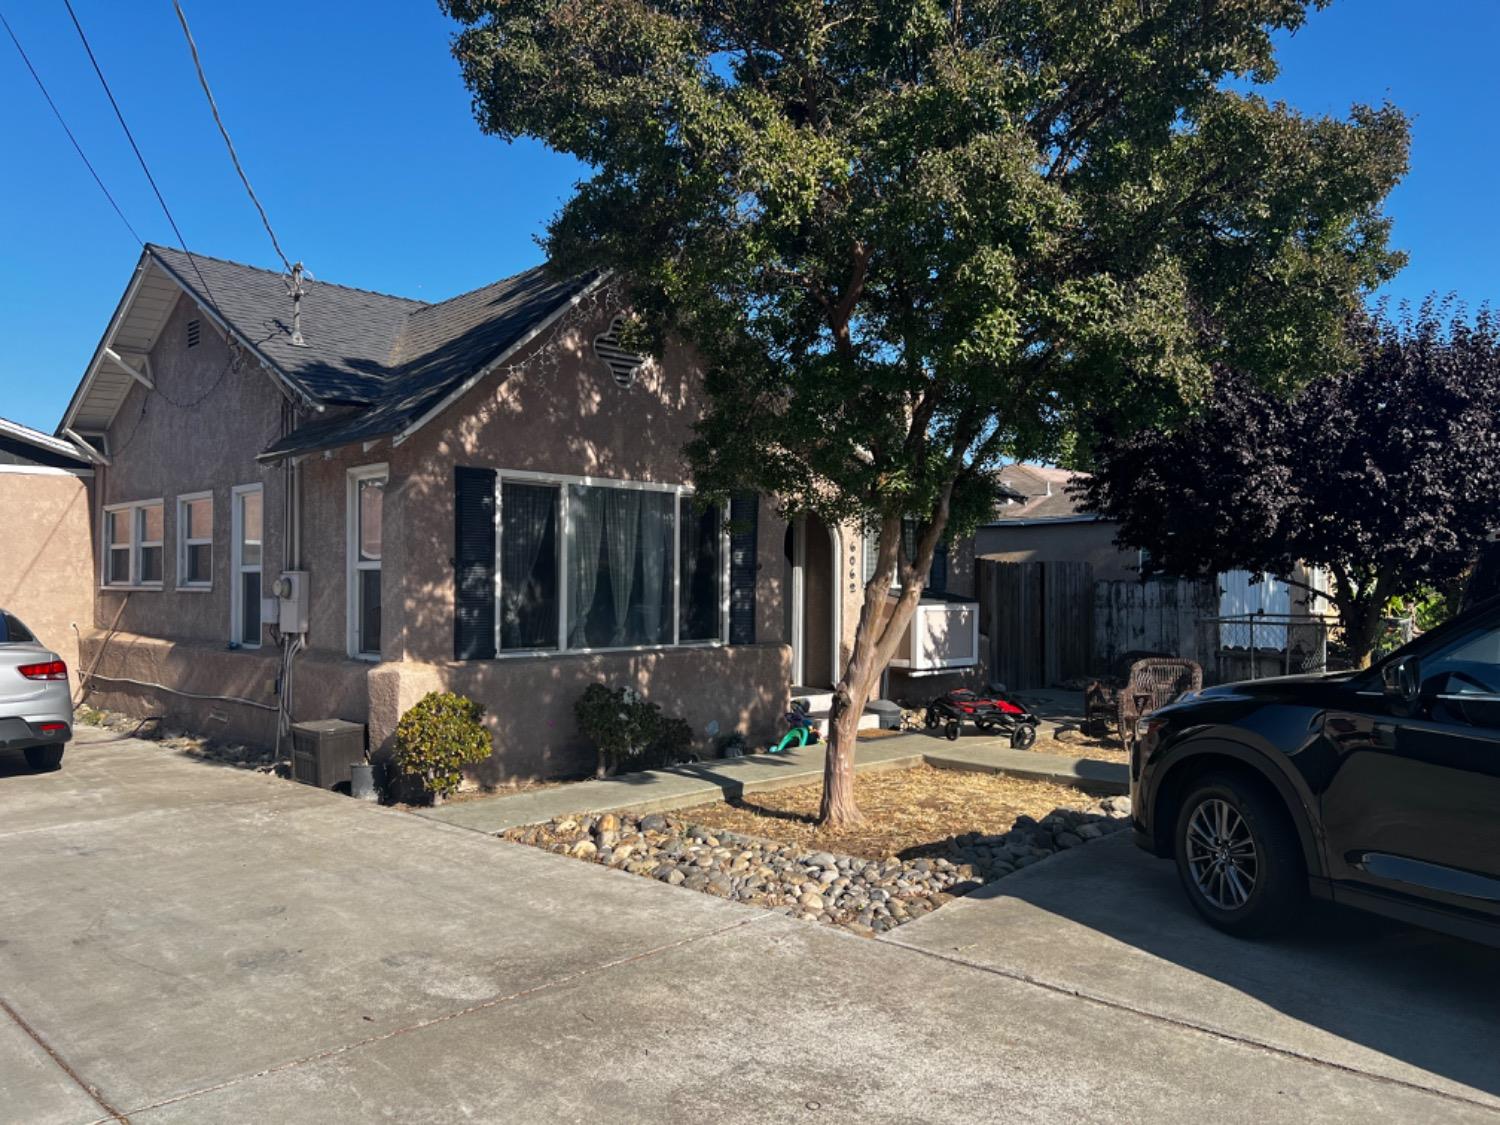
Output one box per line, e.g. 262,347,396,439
728,493,758,644
454,467,497,660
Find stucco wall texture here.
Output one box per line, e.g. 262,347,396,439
79,291,795,778
0,471,94,688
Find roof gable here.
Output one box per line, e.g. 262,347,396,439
61,246,598,459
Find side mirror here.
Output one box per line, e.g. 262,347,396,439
1382,655,1422,706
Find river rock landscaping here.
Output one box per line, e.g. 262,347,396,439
501,766,1132,935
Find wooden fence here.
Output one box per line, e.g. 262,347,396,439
977,560,1093,689
978,562,1218,688
1092,577,1219,674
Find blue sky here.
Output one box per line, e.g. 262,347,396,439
1,1,1496,433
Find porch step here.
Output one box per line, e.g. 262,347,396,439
791,690,902,737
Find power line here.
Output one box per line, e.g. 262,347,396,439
0,8,142,244
170,0,292,274
60,0,221,315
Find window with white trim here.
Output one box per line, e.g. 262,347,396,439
231,485,263,648
176,492,213,588
105,507,132,586
479,472,729,656
102,500,164,587
348,466,386,658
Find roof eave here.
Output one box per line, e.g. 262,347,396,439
144,247,323,414
389,270,611,447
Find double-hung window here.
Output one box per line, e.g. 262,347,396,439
105,507,132,586
177,492,213,588
102,500,163,587
231,484,263,648
348,465,386,659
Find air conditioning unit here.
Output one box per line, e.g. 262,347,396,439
290,719,365,790
274,571,309,633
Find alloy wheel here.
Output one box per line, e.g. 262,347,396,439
1184,797,1259,911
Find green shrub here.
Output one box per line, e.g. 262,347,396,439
575,684,695,776
394,691,492,800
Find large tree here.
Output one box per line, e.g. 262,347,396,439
442,0,1407,825
1081,306,1500,667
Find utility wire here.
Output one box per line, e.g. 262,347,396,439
0,8,142,244
60,0,222,315
170,0,291,273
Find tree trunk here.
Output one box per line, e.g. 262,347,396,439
815,506,949,828
1343,598,1384,669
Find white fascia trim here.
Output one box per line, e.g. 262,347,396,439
61,254,150,434
0,416,93,461
0,463,94,477
392,272,611,447
62,428,110,466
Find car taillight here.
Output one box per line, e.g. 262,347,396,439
18,660,67,681
38,722,67,734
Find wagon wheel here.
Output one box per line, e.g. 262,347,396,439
1010,724,1037,750
924,707,939,729
945,720,961,742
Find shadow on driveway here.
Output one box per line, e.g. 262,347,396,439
889,832,1500,1108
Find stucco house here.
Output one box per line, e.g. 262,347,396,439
0,417,94,689
57,246,983,779
976,462,1143,583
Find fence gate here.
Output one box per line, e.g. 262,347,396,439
978,560,1093,690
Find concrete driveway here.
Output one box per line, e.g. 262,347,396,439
1,730,1494,1124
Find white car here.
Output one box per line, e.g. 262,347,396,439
0,610,73,771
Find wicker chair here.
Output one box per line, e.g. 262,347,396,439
1116,658,1203,754
1083,650,1168,737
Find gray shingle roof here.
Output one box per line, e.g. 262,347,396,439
146,246,595,458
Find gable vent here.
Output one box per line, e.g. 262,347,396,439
593,315,647,388
186,319,201,348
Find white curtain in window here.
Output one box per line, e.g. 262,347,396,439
603,488,643,645
639,494,668,643
568,487,606,646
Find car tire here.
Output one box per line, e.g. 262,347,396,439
1172,772,1302,938
24,744,64,772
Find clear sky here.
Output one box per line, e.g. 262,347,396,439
1,1,1496,433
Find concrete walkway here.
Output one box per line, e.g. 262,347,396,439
418,731,1127,834
1,730,1489,1123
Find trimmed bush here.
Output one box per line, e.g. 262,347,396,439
394,691,492,800
575,684,695,777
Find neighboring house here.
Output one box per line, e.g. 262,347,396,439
0,417,95,689
58,245,980,777
976,463,1142,582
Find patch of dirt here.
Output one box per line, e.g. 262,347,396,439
1039,725,1128,763
675,763,1114,861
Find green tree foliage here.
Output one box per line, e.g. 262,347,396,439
442,0,1408,823
394,691,494,800
1082,307,1500,667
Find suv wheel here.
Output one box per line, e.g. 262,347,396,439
24,744,64,772
1173,772,1302,937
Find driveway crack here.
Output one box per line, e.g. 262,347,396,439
0,995,130,1123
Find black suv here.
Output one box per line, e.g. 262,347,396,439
1133,598,1500,947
